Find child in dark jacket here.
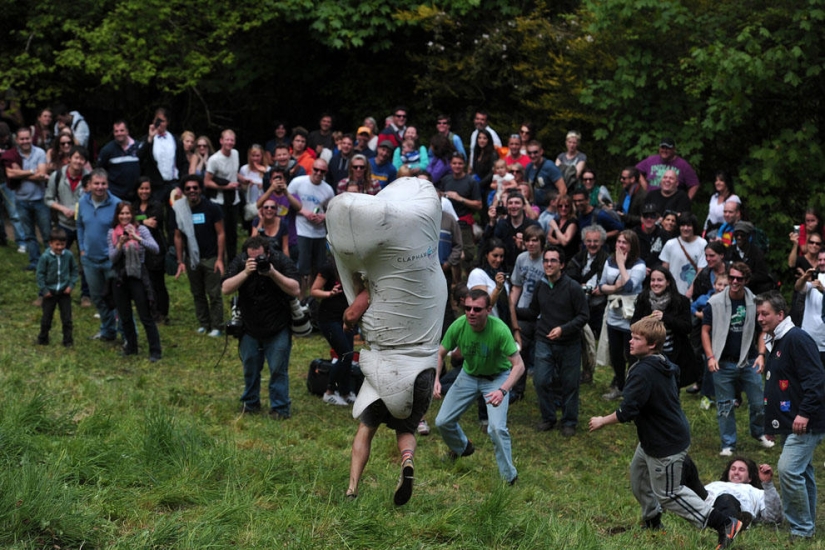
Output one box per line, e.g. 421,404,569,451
36,229,78,346
589,317,744,548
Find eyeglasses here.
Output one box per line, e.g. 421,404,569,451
394,113,407,118
728,275,745,282
464,305,485,313
156,119,167,123
184,186,200,192
261,205,278,210
582,177,594,182
526,150,540,156
543,258,561,264
436,121,449,126
559,204,570,209
642,213,658,219
508,169,520,174
313,168,327,174
60,141,72,146
352,165,366,170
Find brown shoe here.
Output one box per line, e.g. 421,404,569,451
32,297,43,307
80,296,93,308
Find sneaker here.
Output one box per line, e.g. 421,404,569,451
17,244,26,254
757,435,775,449
417,420,430,435
535,420,556,432
393,458,414,506
719,447,733,457
560,425,576,437
699,397,712,410
80,296,93,308
643,513,663,530
207,329,222,337
685,383,701,394
343,392,357,404
602,387,623,401
323,392,348,406
149,354,162,363
716,518,743,549
90,332,116,342
197,327,207,334
448,440,475,461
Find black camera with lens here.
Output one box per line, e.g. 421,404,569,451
255,254,271,275
496,201,506,217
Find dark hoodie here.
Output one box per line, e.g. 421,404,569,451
616,353,690,458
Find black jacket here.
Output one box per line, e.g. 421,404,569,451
617,354,690,457
631,292,699,387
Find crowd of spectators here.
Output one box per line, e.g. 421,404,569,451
3,102,825,536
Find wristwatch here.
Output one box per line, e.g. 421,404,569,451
499,388,508,396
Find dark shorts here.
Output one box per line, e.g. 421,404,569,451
360,369,435,434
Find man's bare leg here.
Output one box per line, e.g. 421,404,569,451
394,431,417,506
347,422,378,497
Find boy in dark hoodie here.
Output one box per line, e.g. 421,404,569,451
589,317,743,549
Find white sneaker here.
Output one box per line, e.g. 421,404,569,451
207,329,222,337
323,392,348,406
343,392,357,404
720,447,733,457
757,435,776,449
417,420,430,435
197,327,207,334
17,244,26,254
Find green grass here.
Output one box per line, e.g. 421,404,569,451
0,244,820,548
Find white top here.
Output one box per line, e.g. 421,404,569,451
467,268,503,317
206,149,240,206
152,133,178,181
706,193,741,227
659,236,708,295
802,282,825,352
239,164,264,205
287,176,335,238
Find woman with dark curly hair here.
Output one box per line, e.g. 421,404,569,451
632,266,699,387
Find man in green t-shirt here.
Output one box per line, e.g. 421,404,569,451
434,288,525,484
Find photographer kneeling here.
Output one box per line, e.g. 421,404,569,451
222,235,301,419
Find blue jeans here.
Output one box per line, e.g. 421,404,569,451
60,226,90,297
17,198,51,268
0,183,25,244
82,256,117,338
534,338,581,427
435,369,517,482
296,236,327,277
239,329,291,415
713,359,765,450
778,432,825,537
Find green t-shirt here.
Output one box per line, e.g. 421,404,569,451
442,315,518,376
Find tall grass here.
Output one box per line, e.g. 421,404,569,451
0,244,816,548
